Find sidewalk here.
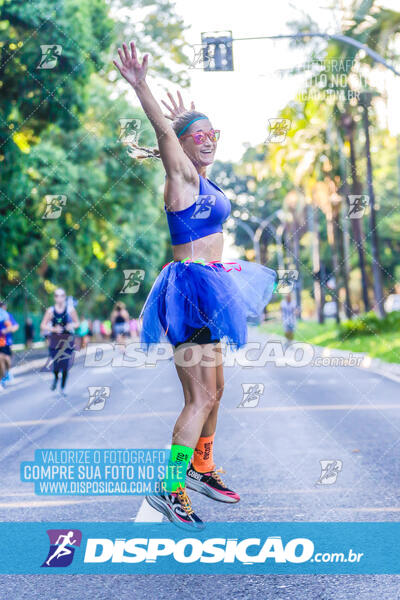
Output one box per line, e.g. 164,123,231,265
267,332,400,384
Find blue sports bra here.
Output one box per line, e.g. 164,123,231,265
164,174,231,246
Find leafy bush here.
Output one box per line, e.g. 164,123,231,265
338,311,400,339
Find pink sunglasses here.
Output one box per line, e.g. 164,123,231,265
180,129,221,145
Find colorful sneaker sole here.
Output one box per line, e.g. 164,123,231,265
186,476,240,503
145,494,205,530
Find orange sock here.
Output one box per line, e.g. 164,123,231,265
193,433,215,473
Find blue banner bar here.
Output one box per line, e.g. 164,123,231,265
0,522,399,574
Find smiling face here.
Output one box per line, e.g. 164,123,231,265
180,119,217,168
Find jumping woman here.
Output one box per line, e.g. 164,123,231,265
40,288,79,396
113,41,276,529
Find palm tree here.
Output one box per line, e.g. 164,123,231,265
286,1,400,316
340,111,371,312
284,190,307,317
359,91,385,317
312,177,343,322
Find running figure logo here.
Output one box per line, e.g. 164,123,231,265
316,459,343,485
42,195,67,220
189,43,215,69
275,270,299,294
119,118,142,144
42,529,82,567
266,119,291,143
85,386,110,411
347,195,369,219
120,269,145,294
191,195,216,219
238,383,265,408
41,335,76,372
37,45,62,69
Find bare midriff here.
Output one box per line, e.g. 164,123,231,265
171,231,224,263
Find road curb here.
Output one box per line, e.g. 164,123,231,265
260,330,400,384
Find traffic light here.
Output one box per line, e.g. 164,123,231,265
200,31,233,71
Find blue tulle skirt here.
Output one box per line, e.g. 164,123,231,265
139,259,277,350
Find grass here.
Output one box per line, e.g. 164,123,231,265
259,319,400,364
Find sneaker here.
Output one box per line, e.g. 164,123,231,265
4,371,15,385
145,485,205,530
186,465,240,503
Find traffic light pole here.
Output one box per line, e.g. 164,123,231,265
202,31,399,76
231,32,400,76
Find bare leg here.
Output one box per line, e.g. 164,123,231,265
172,342,219,448
200,343,224,436
0,355,11,380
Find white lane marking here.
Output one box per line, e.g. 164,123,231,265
134,498,163,523
286,379,336,386
0,492,37,497
233,404,400,412
0,411,177,429
0,406,79,462
0,496,134,509
0,486,365,499
134,445,171,523
254,506,400,513
2,496,400,514
4,402,400,430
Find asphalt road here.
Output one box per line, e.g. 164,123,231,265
1,330,400,599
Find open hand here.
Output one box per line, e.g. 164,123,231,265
161,90,195,120
113,41,148,89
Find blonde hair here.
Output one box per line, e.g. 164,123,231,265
54,287,66,296
123,111,208,161
123,140,161,160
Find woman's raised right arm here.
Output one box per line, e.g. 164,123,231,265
113,42,194,180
